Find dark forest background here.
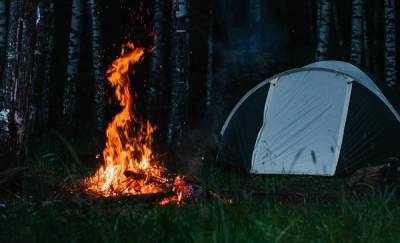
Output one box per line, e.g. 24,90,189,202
1,2,400,242
0,0,399,169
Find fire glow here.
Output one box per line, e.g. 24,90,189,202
83,42,191,205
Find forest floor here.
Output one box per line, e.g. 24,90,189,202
0,133,399,243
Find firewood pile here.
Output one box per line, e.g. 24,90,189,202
67,170,232,205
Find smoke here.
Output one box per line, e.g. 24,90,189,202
213,0,288,126
172,124,219,176
227,1,286,67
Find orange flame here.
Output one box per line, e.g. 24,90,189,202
84,42,194,205
84,42,168,196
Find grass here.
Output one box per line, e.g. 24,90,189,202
1,133,399,243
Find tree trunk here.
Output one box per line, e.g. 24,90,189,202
350,0,363,66
167,0,190,146
31,0,54,127
362,6,370,69
384,0,397,87
40,0,55,125
87,0,105,131
30,2,42,127
372,4,380,76
0,0,37,166
146,0,166,122
205,4,213,109
64,0,84,127
315,0,331,61
316,0,321,34
332,0,344,48
0,0,6,67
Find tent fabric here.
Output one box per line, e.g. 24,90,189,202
218,82,270,170
218,61,400,176
305,61,400,122
251,71,352,175
337,83,400,174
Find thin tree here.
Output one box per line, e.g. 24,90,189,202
362,5,369,68
31,0,44,127
31,0,55,126
167,0,190,146
0,0,37,166
372,3,380,75
87,0,105,131
146,0,166,121
384,0,396,87
332,0,344,48
316,0,321,33
205,1,214,109
350,0,363,66
40,0,55,125
0,0,6,66
315,0,331,61
64,0,84,127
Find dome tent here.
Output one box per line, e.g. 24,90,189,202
218,61,400,176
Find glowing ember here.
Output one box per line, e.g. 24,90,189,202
159,176,195,205
83,42,190,204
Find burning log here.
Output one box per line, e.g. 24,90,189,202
121,170,231,205
123,170,170,184
124,170,148,181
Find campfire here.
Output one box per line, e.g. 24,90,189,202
83,42,193,205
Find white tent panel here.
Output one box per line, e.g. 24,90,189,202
251,70,352,175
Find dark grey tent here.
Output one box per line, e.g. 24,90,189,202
218,61,400,176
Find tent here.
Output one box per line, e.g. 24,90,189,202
218,61,400,176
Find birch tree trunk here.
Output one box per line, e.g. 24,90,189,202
0,0,36,166
87,0,105,131
30,1,44,127
146,0,166,121
384,0,397,87
350,0,363,66
205,4,213,109
167,0,190,146
315,0,331,61
31,0,54,127
64,0,84,127
0,0,7,66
